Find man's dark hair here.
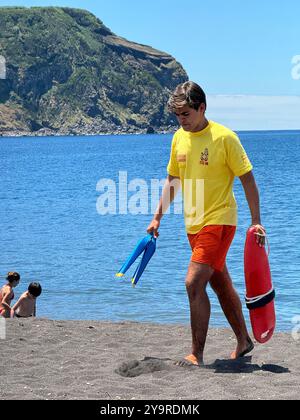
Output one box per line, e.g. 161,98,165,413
28,282,42,298
168,81,207,112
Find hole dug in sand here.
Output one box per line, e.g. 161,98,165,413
115,357,173,378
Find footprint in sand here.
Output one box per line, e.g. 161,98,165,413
115,357,172,378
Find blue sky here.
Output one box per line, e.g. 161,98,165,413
1,0,300,129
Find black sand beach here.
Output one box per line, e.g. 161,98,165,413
0,319,298,400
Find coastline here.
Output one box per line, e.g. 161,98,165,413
0,126,176,138
1,127,300,138
1,318,298,400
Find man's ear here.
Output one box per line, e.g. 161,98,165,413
198,103,206,115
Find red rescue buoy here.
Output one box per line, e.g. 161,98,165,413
244,227,276,343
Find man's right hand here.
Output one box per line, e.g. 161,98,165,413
147,219,160,239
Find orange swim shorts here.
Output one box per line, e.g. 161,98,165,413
188,225,236,272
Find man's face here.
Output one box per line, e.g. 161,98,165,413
174,104,206,132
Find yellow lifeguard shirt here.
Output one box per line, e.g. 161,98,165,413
167,121,253,234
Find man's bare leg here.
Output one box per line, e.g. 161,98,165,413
177,262,214,366
209,264,254,359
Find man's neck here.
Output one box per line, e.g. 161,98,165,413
191,118,209,133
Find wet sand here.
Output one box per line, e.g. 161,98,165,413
0,319,298,400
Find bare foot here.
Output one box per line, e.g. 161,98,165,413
175,354,204,367
231,337,254,360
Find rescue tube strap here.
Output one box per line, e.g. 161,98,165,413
245,288,275,310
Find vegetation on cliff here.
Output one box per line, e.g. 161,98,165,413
0,7,188,135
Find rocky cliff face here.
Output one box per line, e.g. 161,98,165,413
0,7,188,136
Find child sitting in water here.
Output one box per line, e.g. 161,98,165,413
11,282,42,318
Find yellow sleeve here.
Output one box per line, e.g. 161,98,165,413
224,133,253,177
167,133,180,177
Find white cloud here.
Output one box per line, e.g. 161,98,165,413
207,95,300,131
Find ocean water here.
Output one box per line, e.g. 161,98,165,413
0,130,299,331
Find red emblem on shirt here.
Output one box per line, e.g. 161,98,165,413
200,149,209,166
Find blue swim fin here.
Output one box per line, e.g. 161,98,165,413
116,234,152,278
116,233,156,286
131,237,156,287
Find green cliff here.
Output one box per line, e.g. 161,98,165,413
0,7,188,136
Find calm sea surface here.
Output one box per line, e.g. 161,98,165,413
1,130,299,331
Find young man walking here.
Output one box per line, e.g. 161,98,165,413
147,81,266,366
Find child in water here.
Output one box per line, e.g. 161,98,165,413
11,282,42,318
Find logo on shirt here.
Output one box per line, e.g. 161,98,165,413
200,149,209,166
241,152,249,165
177,154,187,163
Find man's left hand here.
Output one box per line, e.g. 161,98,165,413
252,224,266,247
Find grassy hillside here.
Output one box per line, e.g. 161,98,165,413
0,7,188,135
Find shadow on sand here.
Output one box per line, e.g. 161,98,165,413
205,356,290,374
115,356,290,377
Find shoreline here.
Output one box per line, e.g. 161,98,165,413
0,127,176,138
15,316,294,334
1,128,300,139
1,318,299,400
